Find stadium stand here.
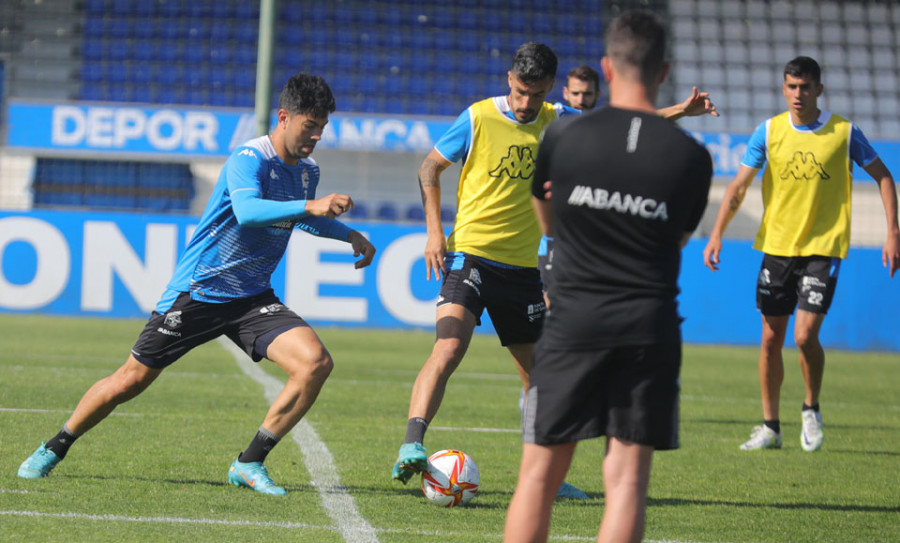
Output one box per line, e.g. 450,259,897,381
1,0,898,232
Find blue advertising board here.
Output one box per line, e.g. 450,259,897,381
6,100,900,180
1,210,897,351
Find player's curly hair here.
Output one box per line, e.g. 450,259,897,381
278,73,336,118
511,42,558,84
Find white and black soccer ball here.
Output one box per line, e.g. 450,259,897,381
421,449,480,507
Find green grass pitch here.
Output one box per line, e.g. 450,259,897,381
1,314,897,542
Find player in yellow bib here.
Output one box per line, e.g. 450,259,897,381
704,56,899,452
392,42,717,498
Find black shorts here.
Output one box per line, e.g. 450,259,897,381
523,337,681,450
437,254,546,346
756,254,841,316
537,237,554,296
131,290,309,369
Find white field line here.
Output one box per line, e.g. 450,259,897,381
430,426,520,433
218,339,379,543
0,510,717,542
0,407,142,417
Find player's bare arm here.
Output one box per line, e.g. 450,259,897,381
703,165,758,271
305,193,354,219
418,149,452,280
863,158,900,277
657,86,720,121
348,230,377,269
533,180,554,237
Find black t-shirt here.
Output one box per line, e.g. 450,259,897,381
532,107,712,349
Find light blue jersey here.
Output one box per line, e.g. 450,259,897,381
156,135,351,312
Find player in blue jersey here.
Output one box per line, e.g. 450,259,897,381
18,74,376,495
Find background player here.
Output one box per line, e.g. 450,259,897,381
562,64,601,111
18,74,377,496
504,11,712,541
703,56,899,452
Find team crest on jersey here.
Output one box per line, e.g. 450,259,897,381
238,148,257,159
270,169,279,180
163,311,182,328
780,151,830,181
489,145,535,180
301,169,310,189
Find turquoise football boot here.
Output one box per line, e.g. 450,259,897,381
18,443,62,479
228,458,287,495
391,442,428,484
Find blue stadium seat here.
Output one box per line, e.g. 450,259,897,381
83,0,108,15
405,205,425,222
376,203,399,221
348,203,370,219
81,37,105,61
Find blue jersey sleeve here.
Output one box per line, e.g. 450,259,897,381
741,121,768,169
850,124,879,168
434,110,472,163
296,216,352,241
227,149,308,227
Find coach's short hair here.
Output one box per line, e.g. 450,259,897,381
604,11,666,85
278,73,336,118
784,56,821,85
511,42,558,84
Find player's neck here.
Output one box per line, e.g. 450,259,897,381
607,80,657,114
790,108,821,127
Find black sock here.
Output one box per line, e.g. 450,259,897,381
764,419,781,435
403,417,429,445
238,427,280,463
44,425,80,460
802,403,820,412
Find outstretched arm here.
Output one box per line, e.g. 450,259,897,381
418,148,453,281
657,86,720,121
863,158,900,277
702,165,759,271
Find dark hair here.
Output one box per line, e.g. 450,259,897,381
784,56,821,84
278,73,336,118
510,42,558,84
604,11,666,85
567,64,600,89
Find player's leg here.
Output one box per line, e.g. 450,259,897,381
393,303,478,483
794,256,837,452
597,438,654,543
742,254,793,450
794,309,825,409
227,299,330,495
19,355,162,479
759,314,789,422
503,441,576,543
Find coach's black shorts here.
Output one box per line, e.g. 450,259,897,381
756,254,841,316
523,337,682,450
131,289,309,369
437,253,546,346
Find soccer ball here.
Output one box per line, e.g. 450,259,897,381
421,449,480,507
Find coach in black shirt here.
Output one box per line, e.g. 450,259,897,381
504,11,713,543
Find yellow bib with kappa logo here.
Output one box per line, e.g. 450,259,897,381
755,111,852,258
447,98,558,267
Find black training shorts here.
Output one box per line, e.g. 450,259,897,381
756,254,841,316
131,289,308,369
437,254,546,346
523,337,682,450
